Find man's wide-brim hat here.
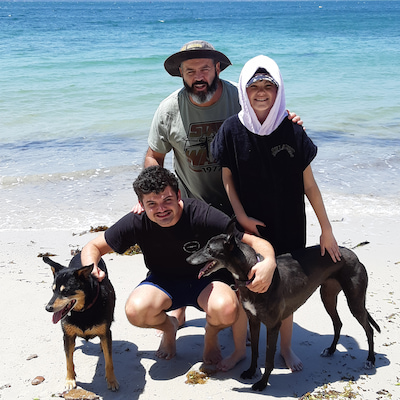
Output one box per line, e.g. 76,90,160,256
164,40,231,77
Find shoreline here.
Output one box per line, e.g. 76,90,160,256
1,180,400,231
0,208,399,399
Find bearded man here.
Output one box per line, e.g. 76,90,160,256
143,41,239,214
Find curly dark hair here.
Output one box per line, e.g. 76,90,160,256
133,166,179,202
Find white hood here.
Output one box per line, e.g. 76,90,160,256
238,55,287,136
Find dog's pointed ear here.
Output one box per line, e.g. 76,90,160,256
224,217,237,251
76,264,95,280
226,217,237,236
43,256,65,276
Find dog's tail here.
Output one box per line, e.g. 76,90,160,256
368,312,381,333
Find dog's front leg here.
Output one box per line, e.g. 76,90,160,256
100,329,119,391
241,315,260,381
63,333,77,390
252,324,280,391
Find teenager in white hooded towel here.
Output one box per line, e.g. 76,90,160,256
211,55,341,371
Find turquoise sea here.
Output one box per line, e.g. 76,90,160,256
1,1,399,230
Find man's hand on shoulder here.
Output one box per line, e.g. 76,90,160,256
287,110,304,127
132,202,144,214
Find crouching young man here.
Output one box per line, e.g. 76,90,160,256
81,166,276,371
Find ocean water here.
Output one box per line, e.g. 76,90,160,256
1,1,399,230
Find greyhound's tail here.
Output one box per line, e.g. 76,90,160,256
368,312,381,333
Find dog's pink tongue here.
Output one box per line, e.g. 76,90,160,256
52,311,63,324
198,262,212,279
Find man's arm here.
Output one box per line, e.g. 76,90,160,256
144,147,166,167
241,233,276,294
81,232,114,281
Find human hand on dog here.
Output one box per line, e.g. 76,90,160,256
81,232,114,282
241,233,276,293
320,230,341,262
91,264,106,282
246,258,276,293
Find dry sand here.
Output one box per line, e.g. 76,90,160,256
0,210,399,400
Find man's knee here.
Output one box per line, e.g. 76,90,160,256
125,286,172,327
209,294,239,326
125,295,148,326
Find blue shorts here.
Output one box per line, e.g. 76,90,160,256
138,270,234,312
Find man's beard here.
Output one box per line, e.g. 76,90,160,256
183,74,219,104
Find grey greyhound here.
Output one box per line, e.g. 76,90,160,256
187,220,380,391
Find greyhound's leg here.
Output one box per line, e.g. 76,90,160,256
252,323,280,391
335,263,379,368
320,280,343,357
343,289,378,367
241,315,260,380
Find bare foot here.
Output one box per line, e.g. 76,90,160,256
156,308,186,337
203,324,222,365
155,317,179,360
280,348,303,371
217,348,246,371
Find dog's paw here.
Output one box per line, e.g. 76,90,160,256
240,368,256,380
320,347,334,357
107,376,120,391
252,378,268,391
65,378,77,390
364,360,375,370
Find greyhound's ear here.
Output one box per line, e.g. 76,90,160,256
225,217,237,251
43,257,65,276
226,216,237,237
224,236,235,253
76,264,94,280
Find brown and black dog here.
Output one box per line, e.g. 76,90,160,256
44,254,119,391
187,220,380,391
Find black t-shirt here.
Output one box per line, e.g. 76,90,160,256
211,115,317,255
105,198,243,280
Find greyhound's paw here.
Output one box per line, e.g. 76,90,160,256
252,378,268,391
320,347,334,357
364,360,375,370
240,368,256,380
65,378,77,390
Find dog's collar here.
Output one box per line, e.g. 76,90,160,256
235,274,255,287
234,255,261,287
83,282,100,311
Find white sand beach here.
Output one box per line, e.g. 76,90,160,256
0,208,399,400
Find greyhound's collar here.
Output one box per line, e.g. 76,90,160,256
235,274,255,287
234,255,261,287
